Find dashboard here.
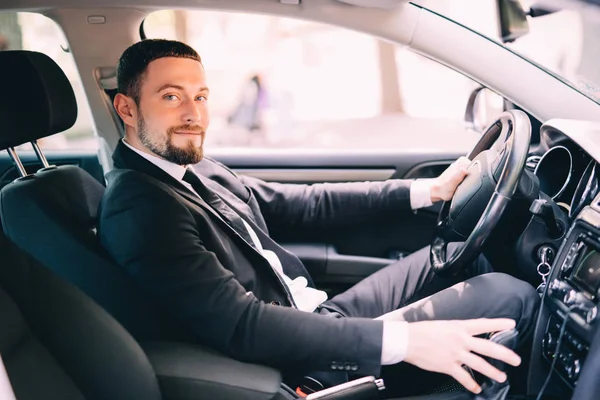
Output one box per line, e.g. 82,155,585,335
527,119,600,398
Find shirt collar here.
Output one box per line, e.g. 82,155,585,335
122,138,188,182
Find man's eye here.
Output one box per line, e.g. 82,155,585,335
163,94,179,101
196,95,207,102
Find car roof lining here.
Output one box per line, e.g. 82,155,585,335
0,0,410,13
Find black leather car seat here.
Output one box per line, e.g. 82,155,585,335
0,229,162,400
0,50,188,343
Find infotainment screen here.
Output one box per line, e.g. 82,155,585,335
571,248,600,297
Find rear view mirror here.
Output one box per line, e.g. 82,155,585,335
496,0,530,43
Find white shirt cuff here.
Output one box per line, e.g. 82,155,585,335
410,179,434,210
380,321,409,365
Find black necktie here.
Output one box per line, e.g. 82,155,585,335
182,168,255,245
182,168,215,202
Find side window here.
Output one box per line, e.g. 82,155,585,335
0,12,97,151
143,10,497,152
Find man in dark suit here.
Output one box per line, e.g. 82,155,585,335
99,39,540,395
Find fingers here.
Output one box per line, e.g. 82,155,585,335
468,336,522,367
456,157,471,175
457,156,471,164
448,157,470,185
455,156,471,169
450,365,481,394
460,318,516,336
460,352,507,384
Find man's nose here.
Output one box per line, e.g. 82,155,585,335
181,99,202,124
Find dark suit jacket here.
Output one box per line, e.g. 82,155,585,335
98,141,413,376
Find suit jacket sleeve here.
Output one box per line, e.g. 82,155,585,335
99,174,384,375
240,174,413,229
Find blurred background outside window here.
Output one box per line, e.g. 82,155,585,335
1,0,597,152
142,7,487,152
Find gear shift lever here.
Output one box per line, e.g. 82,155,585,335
473,329,519,400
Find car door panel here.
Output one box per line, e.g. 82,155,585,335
284,243,390,279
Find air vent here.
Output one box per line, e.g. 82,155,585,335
526,155,542,172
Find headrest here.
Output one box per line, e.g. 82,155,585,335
0,51,77,150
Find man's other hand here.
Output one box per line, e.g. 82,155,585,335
430,157,471,203
403,318,521,394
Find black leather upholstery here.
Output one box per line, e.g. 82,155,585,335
0,51,77,149
143,342,282,400
0,165,190,342
0,236,162,400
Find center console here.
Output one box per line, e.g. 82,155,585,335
541,199,600,388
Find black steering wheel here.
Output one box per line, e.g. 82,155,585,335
430,110,532,276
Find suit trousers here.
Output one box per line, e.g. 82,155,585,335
317,243,540,397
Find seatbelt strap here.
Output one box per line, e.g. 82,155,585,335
0,355,16,400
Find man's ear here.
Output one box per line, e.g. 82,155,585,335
113,93,138,128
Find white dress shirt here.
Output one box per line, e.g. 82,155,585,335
122,139,434,366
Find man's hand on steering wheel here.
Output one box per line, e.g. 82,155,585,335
430,157,472,203
430,110,532,276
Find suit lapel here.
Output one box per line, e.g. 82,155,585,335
112,142,259,251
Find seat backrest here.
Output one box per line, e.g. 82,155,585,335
0,164,191,342
0,230,163,400
0,50,191,343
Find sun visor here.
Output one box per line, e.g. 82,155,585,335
336,0,407,8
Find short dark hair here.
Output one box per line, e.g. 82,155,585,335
117,39,202,104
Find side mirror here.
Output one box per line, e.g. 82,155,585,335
465,87,506,134
496,0,530,43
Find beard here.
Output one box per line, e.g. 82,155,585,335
137,114,205,165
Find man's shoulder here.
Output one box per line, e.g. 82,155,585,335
102,168,177,205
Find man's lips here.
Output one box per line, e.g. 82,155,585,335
174,131,203,135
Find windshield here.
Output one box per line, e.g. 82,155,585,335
424,0,600,105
